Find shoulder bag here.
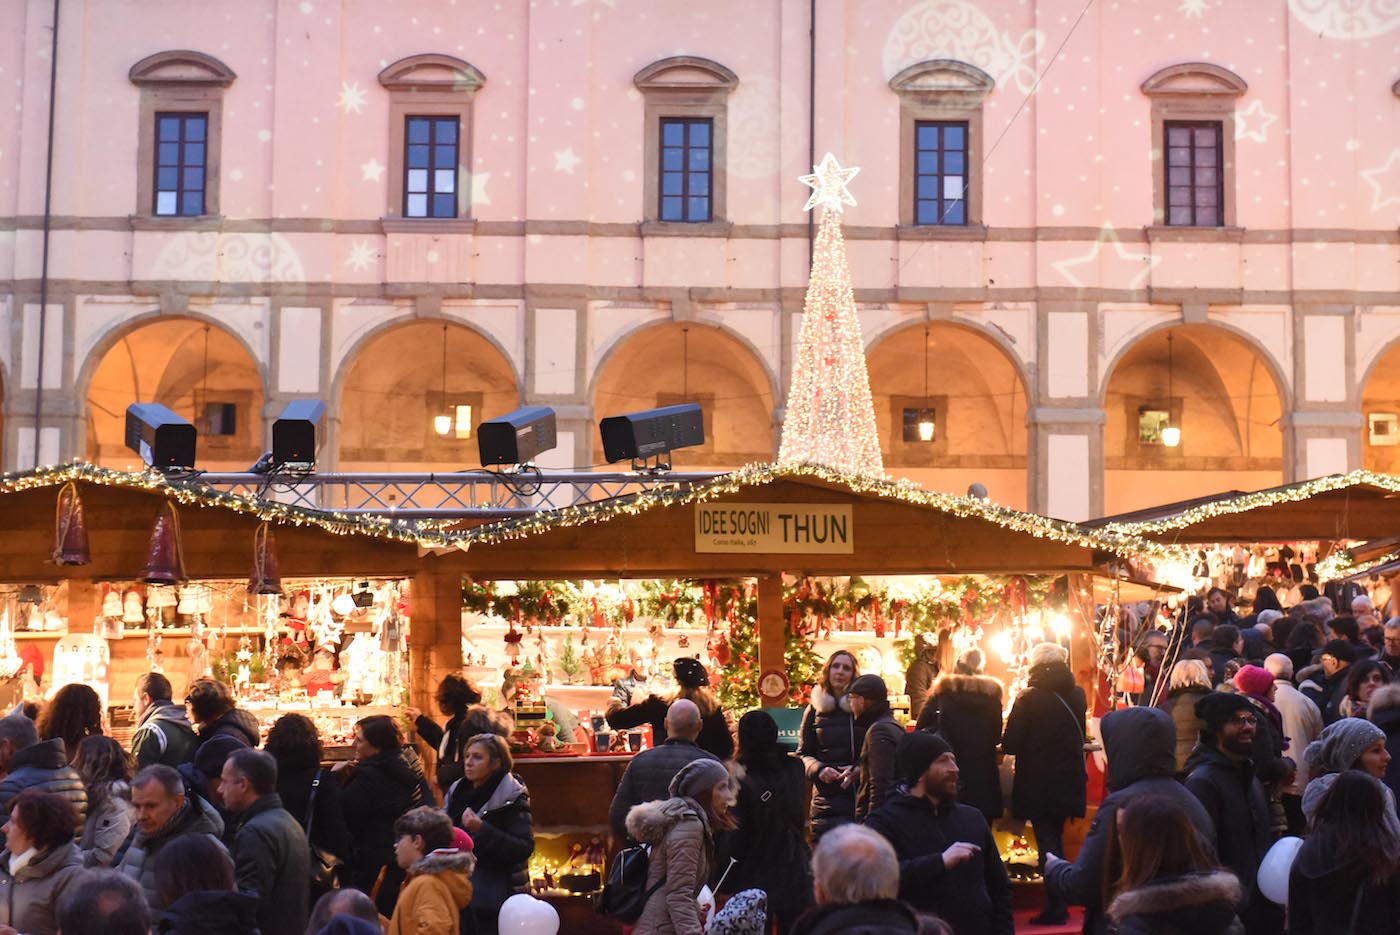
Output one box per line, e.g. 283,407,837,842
305,769,349,894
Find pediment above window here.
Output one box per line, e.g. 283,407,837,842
889,59,995,103
378,54,486,93
633,56,738,93
129,50,236,88
1141,62,1247,98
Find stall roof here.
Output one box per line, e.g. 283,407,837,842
450,462,1162,578
1087,471,1400,544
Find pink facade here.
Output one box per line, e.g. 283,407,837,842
0,0,1397,517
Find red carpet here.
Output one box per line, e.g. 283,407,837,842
1013,907,1084,934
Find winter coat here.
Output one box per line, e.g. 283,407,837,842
1108,871,1244,935
1209,649,1239,689
1184,743,1272,908
608,670,653,712
225,793,311,935
156,890,263,935
415,706,507,794
607,695,735,761
608,738,719,841
723,755,812,927
864,792,1014,935
1286,834,1400,935
904,651,938,723
626,796,713,935
341,748,426,893
0,738,87,820
1238,693,1292,785
788,899,923,935
1300,667,1349,725
77,781,133,867
1045,706,1216,935
0,842,84,935
915,673,1004,820
796,685,860,837
190,708,262,800
1273,680,1323,796
1001,662,1087,820
276,763,352,866
1159,684,1211,774
117,790,226,910
132,699,200,768
1370,705,1400,802
445,771,534,918
387,848,475,935
854,704,904,822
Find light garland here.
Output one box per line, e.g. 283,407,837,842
1316,549,1400,584
778,154,884,477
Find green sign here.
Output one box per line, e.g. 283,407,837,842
767,706,806,753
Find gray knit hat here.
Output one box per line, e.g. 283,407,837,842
668,757,731,801
1303,717,1385,774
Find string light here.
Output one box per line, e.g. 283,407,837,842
779,154,884,477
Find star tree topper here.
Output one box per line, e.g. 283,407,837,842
799,152,860,213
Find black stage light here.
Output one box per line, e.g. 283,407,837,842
478,406,558,466
599,403,705,463
272,400,326,469
125,403,197,471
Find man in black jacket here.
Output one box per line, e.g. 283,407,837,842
1184,692,1280,935
607,699,717,841
1045,706,1215,935
221,749,310,935
849,675,903,822
865,731,1013,935
1300,639,1354,724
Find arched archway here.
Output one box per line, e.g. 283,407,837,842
591,322,775,469
1102,324,1285,515
866,322,1029,508
335,319,520,471
1361,340,1400,473
84,318,265,471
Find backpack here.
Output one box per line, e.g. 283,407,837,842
596,842,665,923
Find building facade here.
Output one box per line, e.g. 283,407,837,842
0,0,1397,519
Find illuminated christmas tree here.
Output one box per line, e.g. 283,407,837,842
778,153,884,477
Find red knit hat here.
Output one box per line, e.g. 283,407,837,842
451,826,474,852
1233,664,1274,698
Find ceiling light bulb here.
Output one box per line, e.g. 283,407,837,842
1161,425,1181,448
433,414,452,436
917,418,934,442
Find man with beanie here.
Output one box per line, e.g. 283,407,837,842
865,731,1012,935
1184,692,1279,935
1231,665,1293,839
1262,653,1322,834
1301,639,1355,724
847,674,903,821
1044,707,1213,935
608,698,718,842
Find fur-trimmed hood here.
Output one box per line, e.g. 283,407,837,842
930,673,1002,700
625,795,709,846
810,684,852,715
1108,871,1242,923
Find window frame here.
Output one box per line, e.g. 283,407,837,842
634,57,737,228
1163,120,1225,227
890,60,992,231
401,115,462,219
1141,63,1247,230
129,51,235,221
912,120,970,227
152,112,210,217
657,117,714,223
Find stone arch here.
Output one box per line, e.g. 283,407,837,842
590,321,775,469
865,315,1033,398
1101,323,1287,515
633,56,739,92
1358,335,1400,473
888,59,995,101
82,316,267,471
128,50,237,88
866,321,1031,509
587,316,778,407
333,318,521,471
1140,62,1248,98
377,53,486,92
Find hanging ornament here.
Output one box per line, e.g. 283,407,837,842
504,622,523,664
247,522,283,595
48,481,90,566
141,501,186,584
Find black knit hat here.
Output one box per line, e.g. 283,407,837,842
1321,639,1357,664
1193,691,1255,733
897,730,954,784
673,656,709,688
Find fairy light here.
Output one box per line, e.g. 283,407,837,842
778,154,883,477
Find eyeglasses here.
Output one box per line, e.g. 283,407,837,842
1226,714,1257,727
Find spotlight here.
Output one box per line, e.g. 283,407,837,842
478,406,558,467
125,403,197,471
272,400,326,470
599,403,705,464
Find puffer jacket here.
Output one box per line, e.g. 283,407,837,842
191,708,261,786
386,848,475,935
132,699,199,768
0,738,87,820
916,672,1004,820
78,781,134,867
626,796,713,935
225,794,310,935
156,890,262,935
445,771,534,919
608,738,719,841
1183,743,1271,911
341,749,426,895
854,702,903,822
0,841,84,935
116,791,227,911
1159,684,1211,773
1108,871,1244,935
796,685,860,837
1001,662,1087,820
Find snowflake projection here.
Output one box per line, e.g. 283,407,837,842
1286,0,1400,39
1361,149,1400,214
1051,224,1163,290
470,171,492,207
360,158,384,182
727,75,784,180
150,232,305,283
1234,100,1278,143
1178,0,1210,18
337,81,368,115
344,240,376,272
882,0,1045,93
553,147,581,174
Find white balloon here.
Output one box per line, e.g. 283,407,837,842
497,893,560,935
1257,835,1303,905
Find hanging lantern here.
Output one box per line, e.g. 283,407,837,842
247,522,283,595
142,502,186,585
49,481,90,566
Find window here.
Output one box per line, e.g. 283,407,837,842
434,402,473,440
129,51,235,219
902,407,937,442
153,113,209,217
658,118,712,222
634,57,737,226
1138,408,1171,445
403,116,460,219
1164,122,1223,227
914,122,967,225
1369,413,1398,446
201,402,237,436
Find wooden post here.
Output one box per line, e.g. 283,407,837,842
757,575,785,708
410,562,464,713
